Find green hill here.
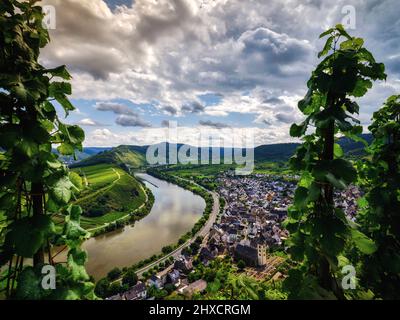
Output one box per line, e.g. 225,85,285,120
66,164,147,231
253,134,372,162
70,145,146,169
70,134,373,169
254,143,300,162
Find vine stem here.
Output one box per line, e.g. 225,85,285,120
52,245,68,260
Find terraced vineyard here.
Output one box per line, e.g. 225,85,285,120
61,164,147,230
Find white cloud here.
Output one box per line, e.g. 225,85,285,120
115,115,152,127
95,102,137,115
76,118,107,126
40,0,399,146
85,125,295,147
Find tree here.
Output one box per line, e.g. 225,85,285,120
358,95,400,299
284,24,386,299
95,278,111,299
108,282,124,296
107,267,122,281
122,269,138,287
164,283,176,294
148,285,168,299
0,0,94,299
237,260,246,271
162,245,173,254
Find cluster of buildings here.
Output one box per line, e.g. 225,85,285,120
200,173,362,267
147,256,197,293
211,174,294,265
335,185,363,220
107,256,206,300
107,282,147,301
106,172,363,300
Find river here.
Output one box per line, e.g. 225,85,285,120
82,173,205,280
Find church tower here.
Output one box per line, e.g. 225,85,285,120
257,243,268,266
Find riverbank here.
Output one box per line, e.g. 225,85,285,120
94,169,219,297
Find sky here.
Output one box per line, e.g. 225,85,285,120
39,0,400,147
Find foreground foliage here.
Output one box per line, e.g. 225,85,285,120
284,25,386,299
0,0,94,299
358,95,400,299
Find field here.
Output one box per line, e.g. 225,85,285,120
63,164,147,230
253,161,291,175
157,161,291,190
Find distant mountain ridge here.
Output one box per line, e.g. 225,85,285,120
56,147,112,165
254,133,373,161
70,134,373,168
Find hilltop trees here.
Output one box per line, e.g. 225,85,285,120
284,25,386,299
0,0,94,299
358,95,400,299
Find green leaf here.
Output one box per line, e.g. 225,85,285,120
290,123,306,138
6,216,55,258
49,82,72,96
351,78,373,97
325,172,347,189
334,143,344,158
67,248,90,281
318,36,334,58
14,267,48,300
69,172,83,191
13,82,28,102
46,65,72,80
67,205,83,222
357,197,368,210
319,28,334,39
68,125,85,145
57,143,75,156
331,159,357,184
55,94,75,114
335,24,352,40
52,177,74,204
18,140,38,158
49,82,74,114
294,187,309,209
351,229,377,255
298,90,313,112
307,183,321,202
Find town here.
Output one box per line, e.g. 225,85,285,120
106,172,362,300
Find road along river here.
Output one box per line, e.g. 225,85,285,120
82,173,205,280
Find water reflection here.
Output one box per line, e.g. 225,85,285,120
82,173,205,280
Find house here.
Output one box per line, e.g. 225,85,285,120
148,274,163,289
199,247,214,264
124,282,147,300
148,266,173,289
167,270,180,285
209,242,224,255
271,208,288,220
174,256,193,273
